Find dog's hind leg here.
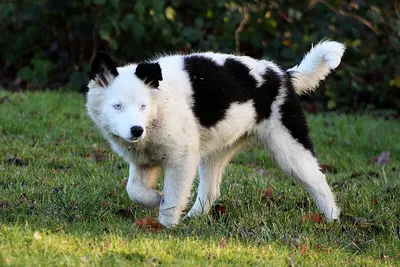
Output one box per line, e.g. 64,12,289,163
256,103,340,220
126,163,162,209
186,142,245,217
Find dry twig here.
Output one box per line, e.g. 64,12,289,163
235,7,250,54
310,0,380,35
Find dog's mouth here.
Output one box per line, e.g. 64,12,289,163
113,134,142,143
123,137,141,143
112,129,145,143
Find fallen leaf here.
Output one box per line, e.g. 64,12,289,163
115,208,133,218
18,193,28,203
95,153,107,162
302,211,324,223
121,178,128,188
212,204,228,220
51,227,64,234
85,148,108,162
220,238,227,248
85,154,95,161
108,189,116,198
100,240,111,252
95,148,108,162
372,151,390,166
33,231,42,240
300,244,307,255
0,201,11,210
319,164,337,174
262,187,274,202
6,156,27,167
132,216,165,232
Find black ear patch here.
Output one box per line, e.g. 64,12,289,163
89,51,119,87
135,62,163,88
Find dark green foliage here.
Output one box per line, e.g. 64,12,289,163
1,0,399,110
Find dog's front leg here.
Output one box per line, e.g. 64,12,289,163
126,163,162,209
158,152,200,227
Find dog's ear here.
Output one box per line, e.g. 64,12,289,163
135,62,163,89
88,51,119,88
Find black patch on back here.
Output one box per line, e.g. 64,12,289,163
184,56,281,127
135,62,163,88
281,74,314,153
253,69,281,123
89,51,119,80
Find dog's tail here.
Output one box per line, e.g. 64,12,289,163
287,41,345,95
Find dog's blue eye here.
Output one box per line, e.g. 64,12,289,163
113,104,122,110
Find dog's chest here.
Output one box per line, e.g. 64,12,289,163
129,143,167,165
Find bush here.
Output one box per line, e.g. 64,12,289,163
1,0,399,111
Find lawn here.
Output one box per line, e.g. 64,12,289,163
0,90,399,266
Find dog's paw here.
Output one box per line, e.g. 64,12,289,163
158,213,179,228
145,190,162,209
323,205,341,222
185,208,201,218
127,186,162,209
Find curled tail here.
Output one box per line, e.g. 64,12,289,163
288,41,345,95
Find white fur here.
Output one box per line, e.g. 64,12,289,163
288,41,345,94
87,41,344,227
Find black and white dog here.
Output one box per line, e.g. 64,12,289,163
86,41,345,227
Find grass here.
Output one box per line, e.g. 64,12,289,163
0,90,399,266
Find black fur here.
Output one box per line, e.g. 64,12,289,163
135,62,163,88
184,56,281,127
89,51,118,80
280,74,314,153
253,69,281,123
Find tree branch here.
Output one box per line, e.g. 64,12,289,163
235,7,250,54
311,0,381,35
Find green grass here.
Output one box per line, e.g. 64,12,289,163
1,90,399,266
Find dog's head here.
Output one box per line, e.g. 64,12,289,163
86,52,162,143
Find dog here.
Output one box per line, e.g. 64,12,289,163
86,41,345,227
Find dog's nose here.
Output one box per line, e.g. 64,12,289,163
130,126,144,138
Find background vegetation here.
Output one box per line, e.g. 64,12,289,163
1,0,399,111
